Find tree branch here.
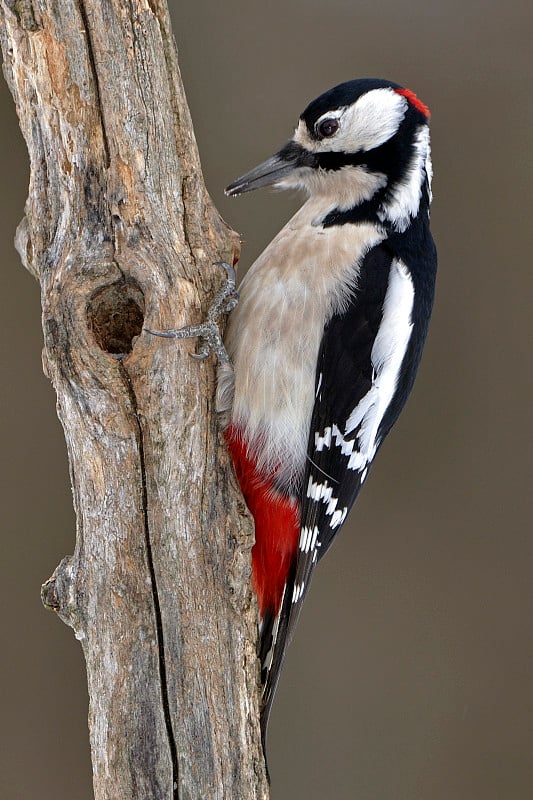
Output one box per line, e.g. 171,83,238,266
0,1,268,797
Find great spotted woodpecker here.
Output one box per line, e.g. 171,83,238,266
221,78,437,739
151,78,437,747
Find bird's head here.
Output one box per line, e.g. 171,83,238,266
226,78,432,231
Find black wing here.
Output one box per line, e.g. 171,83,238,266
261,240,435,736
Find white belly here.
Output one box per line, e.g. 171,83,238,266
220,200,385,491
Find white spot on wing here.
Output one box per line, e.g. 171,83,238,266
292,582,305,603
306,476,348,528
332,424,355,457
300,525,320,553
330,508,348,529
326,495,338,516
315,426,332,451
299,526,310,552
314,422,368,473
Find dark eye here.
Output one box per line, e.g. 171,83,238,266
317,118,339,138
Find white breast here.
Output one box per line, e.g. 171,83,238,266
219,199,385,491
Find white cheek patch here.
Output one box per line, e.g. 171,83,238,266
294,88,407,155
328,89,407,152
277,164,387,210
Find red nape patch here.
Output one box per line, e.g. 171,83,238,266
394,88,431,119
226,426,300,618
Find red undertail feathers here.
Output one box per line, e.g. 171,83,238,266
225,425,300,617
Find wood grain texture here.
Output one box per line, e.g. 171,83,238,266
0,1,268,797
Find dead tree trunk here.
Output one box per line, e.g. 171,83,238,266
0,2,268,798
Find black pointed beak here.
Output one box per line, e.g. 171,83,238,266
225,142,317,197
225,154,294,196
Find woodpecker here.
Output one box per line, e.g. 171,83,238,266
221,78,437,738
150,78,437,749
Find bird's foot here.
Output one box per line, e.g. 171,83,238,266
145,262,238,363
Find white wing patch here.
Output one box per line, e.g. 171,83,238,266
315,258,414,474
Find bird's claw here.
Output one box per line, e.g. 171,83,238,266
145,262,238,363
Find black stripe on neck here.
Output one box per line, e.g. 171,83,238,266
319,114,427,228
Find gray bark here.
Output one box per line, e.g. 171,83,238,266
0,1,268,798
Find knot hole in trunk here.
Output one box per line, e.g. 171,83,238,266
88,279,145,355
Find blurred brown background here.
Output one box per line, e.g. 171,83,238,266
1,1,532,798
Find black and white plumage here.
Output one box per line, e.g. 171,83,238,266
220,78,437,748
